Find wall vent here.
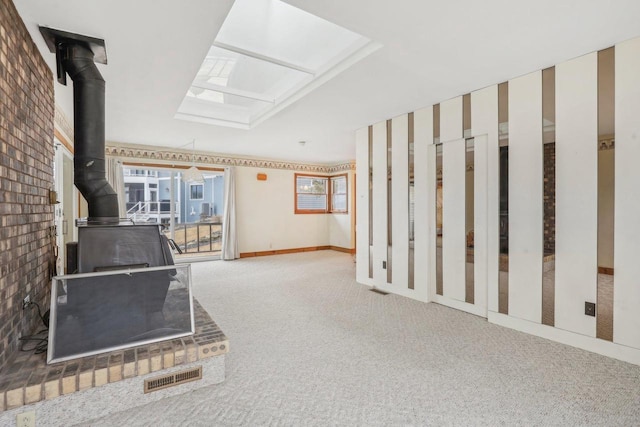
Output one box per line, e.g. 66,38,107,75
144,366,202,393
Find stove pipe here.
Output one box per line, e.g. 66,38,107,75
63,44,118,223
40,28,119,224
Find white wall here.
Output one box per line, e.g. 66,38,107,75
355,127,370,282
414,106,433,302
471,85,499,314
554,52,598,337
236,166,350,253
614,36,640,349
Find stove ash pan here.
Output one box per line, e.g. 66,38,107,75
49,224,193,364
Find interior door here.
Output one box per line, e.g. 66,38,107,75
432,135,489,318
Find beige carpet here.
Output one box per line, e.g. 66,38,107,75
83,251,640,426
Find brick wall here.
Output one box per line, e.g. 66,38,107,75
0,0,55,371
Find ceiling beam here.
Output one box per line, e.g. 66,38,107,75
191,81,274,103
213,41,316,75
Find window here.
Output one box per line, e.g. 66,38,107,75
190,184,204,200
330,174,348,213
295,174,328,213
294,173,348,214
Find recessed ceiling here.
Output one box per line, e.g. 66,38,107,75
176,0,379,129
12,0,640,164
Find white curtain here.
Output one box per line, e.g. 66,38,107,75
221,166,239,260
106,157,127,218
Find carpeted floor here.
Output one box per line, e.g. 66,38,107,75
84,251,640,426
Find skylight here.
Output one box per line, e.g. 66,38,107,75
175,0,380,129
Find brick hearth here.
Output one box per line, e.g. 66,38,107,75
0,299,227,412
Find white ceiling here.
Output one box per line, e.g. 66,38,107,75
13,0,640,164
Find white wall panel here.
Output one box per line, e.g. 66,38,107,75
442,138,467,301
471,85,499,313
391,114,409,288
372,121,388,285
555,53,598,337
413,106,433,300
355,127,370,284
440,97,463,142
508,71,543,323
614,37,640,348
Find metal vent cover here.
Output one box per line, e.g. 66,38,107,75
144,366,202,393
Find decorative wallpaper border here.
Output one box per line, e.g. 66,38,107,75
105,144,355,173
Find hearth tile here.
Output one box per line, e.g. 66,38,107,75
122,350,136,378
173,339,186,365
62,376,76,395
149,345,162,372
24,383,42,404
136,356,149,376
94,368,107,387
44,379,60,400
5,387,23,409
183,337,198,363
78,371,93,391
162,342,174,369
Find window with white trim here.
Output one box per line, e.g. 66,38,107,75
190,184,204,200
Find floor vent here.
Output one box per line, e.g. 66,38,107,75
370,288,389,295
144,366,203,393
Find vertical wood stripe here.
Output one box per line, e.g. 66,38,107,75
541,66,556,327
408,112,415,290
596,47,615,342
387,120,393,284
497,81,509,315
368,126,374,279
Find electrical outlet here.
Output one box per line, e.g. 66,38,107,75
16,411,36,427
22,295,31,309
382,261,387,269
585,301,596,317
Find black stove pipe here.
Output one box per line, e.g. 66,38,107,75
60,43,119,223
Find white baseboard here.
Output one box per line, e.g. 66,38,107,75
488,311,640,366
431,294,487,318
357,278,427,302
